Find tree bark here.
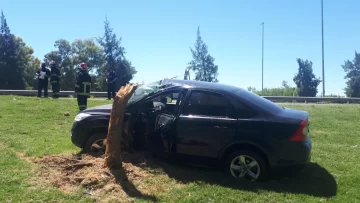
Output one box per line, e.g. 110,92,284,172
104,83,137,169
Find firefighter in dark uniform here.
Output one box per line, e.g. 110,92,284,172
50,61,61,99
36,63,51,98
184,66,191,80
75,62,91,111
106,66,117,100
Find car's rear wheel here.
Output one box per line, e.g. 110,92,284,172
225,150,268,181
83,133,107,154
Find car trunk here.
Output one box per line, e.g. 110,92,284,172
277,107,309,122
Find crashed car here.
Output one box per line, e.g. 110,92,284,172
71,79,311,181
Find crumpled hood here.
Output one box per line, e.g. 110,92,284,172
82,104,112,114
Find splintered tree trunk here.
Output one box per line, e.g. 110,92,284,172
104,83,137,169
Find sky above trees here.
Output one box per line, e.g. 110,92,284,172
2,0,360,96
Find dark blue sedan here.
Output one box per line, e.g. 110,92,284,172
71,79,311,181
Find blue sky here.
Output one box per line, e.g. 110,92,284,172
2,0,359,96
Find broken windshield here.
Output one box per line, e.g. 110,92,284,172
127,80,163,104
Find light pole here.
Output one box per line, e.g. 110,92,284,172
321,0,325,97
261,22,264,95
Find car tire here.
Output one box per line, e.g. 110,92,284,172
225,150,269,182
83,133,107,154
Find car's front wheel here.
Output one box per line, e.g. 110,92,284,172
83,133,107,155
225,150,268,181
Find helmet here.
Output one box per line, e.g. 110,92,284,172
80,62,88,70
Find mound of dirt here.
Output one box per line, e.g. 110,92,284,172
28,152,183,203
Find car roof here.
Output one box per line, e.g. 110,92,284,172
161,79,284,115
162,79,243,94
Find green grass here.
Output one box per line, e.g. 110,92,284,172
0,96,360,202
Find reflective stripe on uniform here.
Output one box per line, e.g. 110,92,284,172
75,84,80,87
79,105,87,108
82,82,91,85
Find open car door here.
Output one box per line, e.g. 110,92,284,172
147,112,176,157
147,92,185,157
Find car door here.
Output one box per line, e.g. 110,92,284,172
175,90,238,160
147,89,187,155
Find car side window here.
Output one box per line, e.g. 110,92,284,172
235,102,258,119
182,91,234,118
150,90,184,115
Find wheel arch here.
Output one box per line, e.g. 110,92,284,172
78,116,109,148
218,142,271,169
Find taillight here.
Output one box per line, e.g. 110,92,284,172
289,119,308,141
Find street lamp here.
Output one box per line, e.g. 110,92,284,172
261,22,264,96
321,0,325,97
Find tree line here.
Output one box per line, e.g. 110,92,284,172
0,12,136,92
1,10,360,97
248,53,360,98
186,26,359,98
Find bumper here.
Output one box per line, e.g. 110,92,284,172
271,136,312,168
71,121,87,148
70,115,110,149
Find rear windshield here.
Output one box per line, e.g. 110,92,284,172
234,89,284,114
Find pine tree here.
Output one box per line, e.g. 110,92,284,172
189,26,219,82
0,11,25,89
97,17,125,68
97,17,136,90
1,11,13,52
293,58,321,96
342,52,360,97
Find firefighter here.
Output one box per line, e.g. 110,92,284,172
36,62,51,98
106,66,117,100
50,61,61,99
184,66,191,80
75,62,92,111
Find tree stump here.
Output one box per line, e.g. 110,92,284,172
104,83,137,169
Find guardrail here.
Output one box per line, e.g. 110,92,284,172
1,90,359,103
0,90,106,97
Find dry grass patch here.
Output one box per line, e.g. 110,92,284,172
24,152,185,203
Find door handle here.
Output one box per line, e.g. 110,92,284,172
214,126,228,129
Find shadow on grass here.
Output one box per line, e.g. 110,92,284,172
124,154,337,198
85,150,337,198
75,151,157,202
109,168,157,202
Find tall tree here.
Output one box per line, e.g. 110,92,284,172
97,17,136,90
293,58,321,97
0,11,27,89
23,57,41,90
44,39,74,90
116,59,137,87
189,26,219,82
72,38,104,71
342,52,360,97
72,38,105,91
0,11,13,51
97,18,125,68
44,38,105,91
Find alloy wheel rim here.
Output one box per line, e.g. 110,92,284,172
90,139,106,154
230,155,260,181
